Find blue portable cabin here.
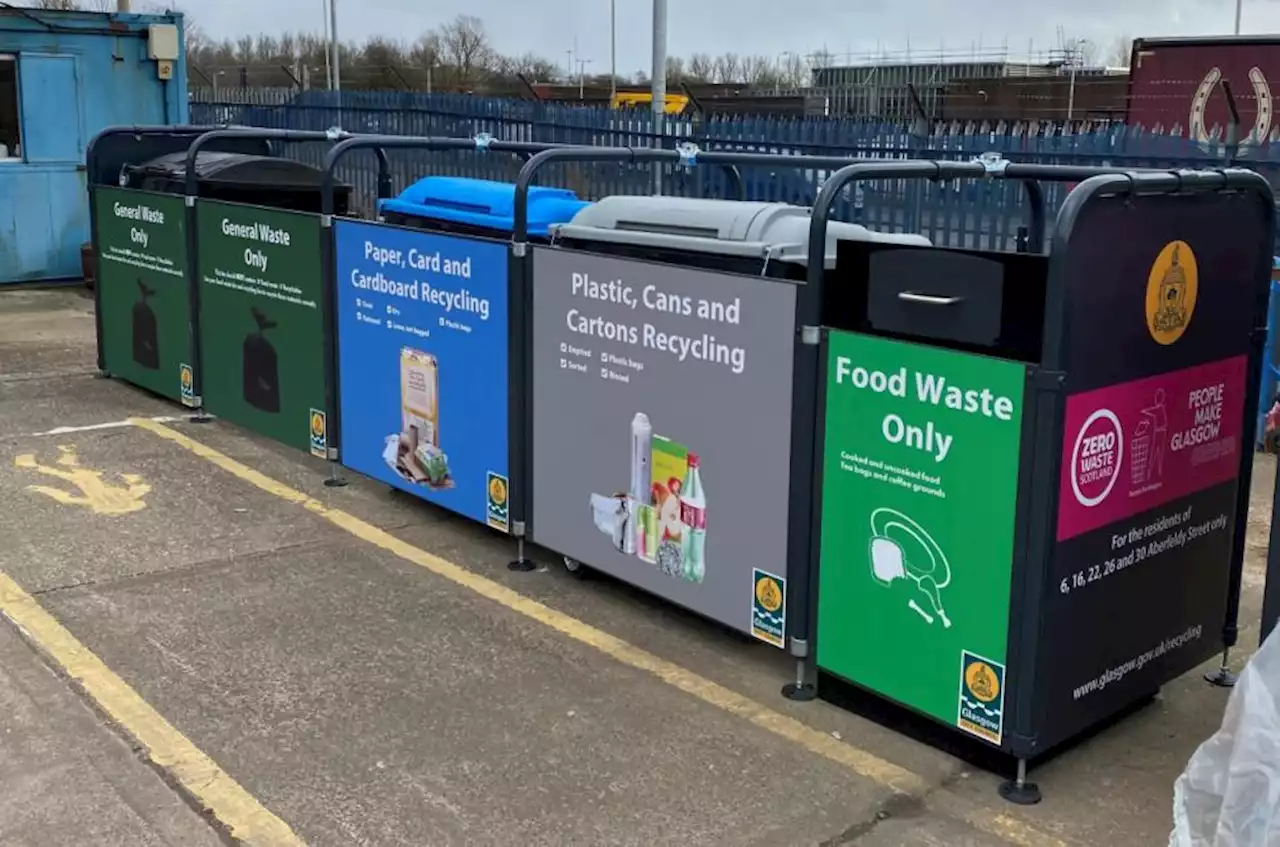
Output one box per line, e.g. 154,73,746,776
379,176,591,239
0,7,187,284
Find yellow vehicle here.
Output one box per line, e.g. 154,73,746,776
609,91,689,114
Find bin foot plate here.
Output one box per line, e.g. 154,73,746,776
1204,667,1238,688
508,558,537,572
781,682,816,701
324,477,348,488
998,779,1042,806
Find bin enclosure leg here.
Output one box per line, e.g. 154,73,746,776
781,658,816,701
190,405,213,424
998,758,1042,805
1204,647,1239,688
508,535,535,572
324,461,348,488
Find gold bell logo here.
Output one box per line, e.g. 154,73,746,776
1145,241,1198,346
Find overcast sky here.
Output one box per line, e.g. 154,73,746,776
191,0,1272,71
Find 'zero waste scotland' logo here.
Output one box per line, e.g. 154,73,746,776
1069,409,1124,508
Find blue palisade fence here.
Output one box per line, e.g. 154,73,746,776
190,87,1280,251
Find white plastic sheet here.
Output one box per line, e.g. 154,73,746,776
1170,625,1280,846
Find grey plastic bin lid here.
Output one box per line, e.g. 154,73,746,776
549,196,931,269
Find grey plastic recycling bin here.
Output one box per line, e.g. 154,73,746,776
527,195,930,650
552,195,930,277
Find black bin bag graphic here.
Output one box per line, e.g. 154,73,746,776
242,307,280,413
132,279,160,370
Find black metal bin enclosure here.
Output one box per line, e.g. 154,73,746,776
178,129,363,471
85,125,272,401
509,146,1050,651
317,136,606,549
804,162,1274,795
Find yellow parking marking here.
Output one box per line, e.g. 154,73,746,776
0,571,304,847
133,417,1068,847
15,444,151,516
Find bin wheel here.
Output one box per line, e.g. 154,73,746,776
562,556,590,579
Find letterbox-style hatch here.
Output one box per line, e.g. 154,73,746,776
121,151,353,215
380,176,590,238
550,196,931,274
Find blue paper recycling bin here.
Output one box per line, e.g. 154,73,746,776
332,177,588,533
380,176,590,240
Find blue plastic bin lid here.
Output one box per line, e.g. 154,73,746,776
379,176,589,236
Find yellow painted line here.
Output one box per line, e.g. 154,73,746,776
0,570,304,847
132,417,1067,847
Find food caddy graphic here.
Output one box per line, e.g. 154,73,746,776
241,306,281,413
590,412,707,583
381,346,454,490
131,279,160,370
868,507,953,628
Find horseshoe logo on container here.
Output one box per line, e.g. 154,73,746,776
1190,66,1273,155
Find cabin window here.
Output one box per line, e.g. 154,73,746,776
0,55,18,161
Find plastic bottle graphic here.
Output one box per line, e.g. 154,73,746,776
625,413,652,555
680,453,706,583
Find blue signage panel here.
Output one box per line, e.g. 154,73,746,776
334,220,511,531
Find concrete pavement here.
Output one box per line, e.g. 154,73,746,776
0,286,1271,846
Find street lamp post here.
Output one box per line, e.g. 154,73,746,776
1066,39,1086,122
651,0,668,192
329,0,341,92
610,0,617,101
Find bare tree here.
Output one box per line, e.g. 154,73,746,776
740,55,776,87
438,14,493,88
665,55,686,84
779,52,809,88
713,52,741,84
686,53,714,83
1108,35,1133,68
26,0,112,9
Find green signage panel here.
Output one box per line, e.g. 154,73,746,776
94,187,194,404
196,200,328,456
816,331,1026,746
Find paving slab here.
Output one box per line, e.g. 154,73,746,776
168,419,969,790
40,537,897,847
0,286,99,380
0,421,345,594
0,616,223,847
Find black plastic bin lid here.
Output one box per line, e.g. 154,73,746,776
123,151,352,214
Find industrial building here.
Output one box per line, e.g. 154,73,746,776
811,51,1127,122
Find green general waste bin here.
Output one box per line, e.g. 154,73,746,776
175,152,355,454
809,168,1275,797
93,149,354,411
122,151,353,214
529,195,929,651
